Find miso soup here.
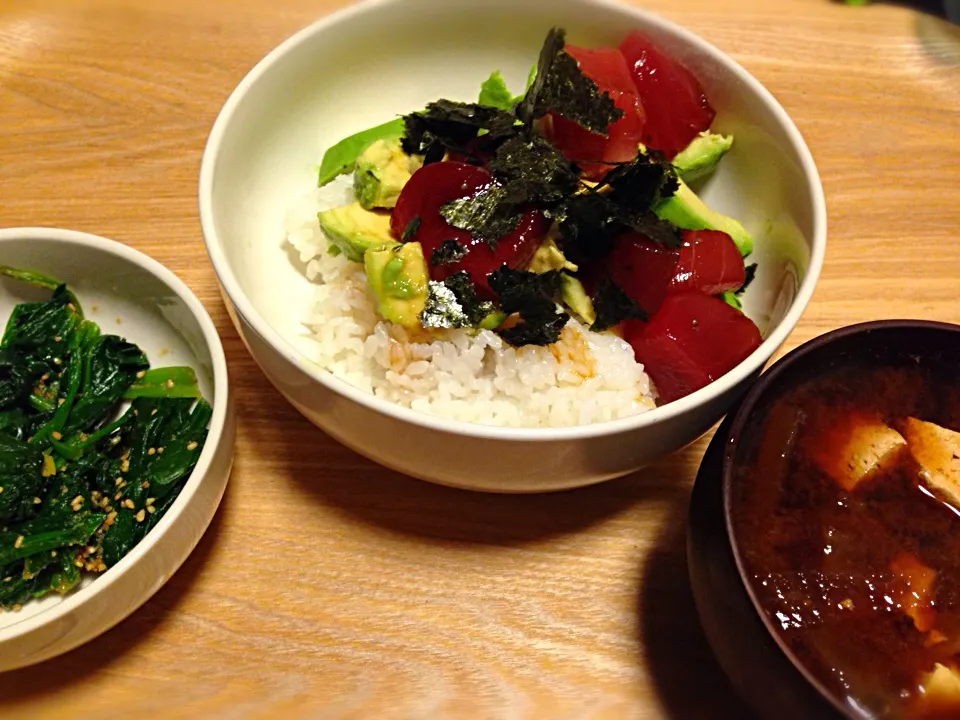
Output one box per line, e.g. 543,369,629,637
733,362,960,719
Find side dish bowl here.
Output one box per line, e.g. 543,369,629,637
0,227,234,671
199,0,826,492
688,320,960,719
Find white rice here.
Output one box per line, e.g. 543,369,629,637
282,175,658,428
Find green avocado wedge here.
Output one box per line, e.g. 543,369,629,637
317,118,405,187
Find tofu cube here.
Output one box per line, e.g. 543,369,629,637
901,417,960,507
921,663,960,701
809,411,907,491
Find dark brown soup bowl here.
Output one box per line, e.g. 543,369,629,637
687,320,960,720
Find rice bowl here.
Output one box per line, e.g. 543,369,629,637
199,0,826,491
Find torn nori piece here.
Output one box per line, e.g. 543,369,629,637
419,272,494,329
556,151,683,264
439,134,580,250
443,272,494,326
600,148,679,208
736,263,758,295
517,28,622,136
401,100,520,158
401,215,421,243
488,266,569,346
590,276,648,332
439,185,522,248
430,239,468,266
488,134,580,207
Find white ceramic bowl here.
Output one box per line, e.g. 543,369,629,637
199,0,826,493
0,227,234,671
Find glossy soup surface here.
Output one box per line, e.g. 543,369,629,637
733,363,960,719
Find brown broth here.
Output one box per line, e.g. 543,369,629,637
732,364,960,719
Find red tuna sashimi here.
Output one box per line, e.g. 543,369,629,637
548,45,646,179
669,229,746,295
603,231,680,317
619,31,716,159
623,291,761,403
391,161,549,299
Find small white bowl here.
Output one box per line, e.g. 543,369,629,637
199,0,826,493
0,227,234,671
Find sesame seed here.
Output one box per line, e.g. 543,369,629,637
150,408,158,416
123,499,135,510
114,491,122,501
52,357,62,366
0,487,4,494
32,497,41,504
157,447,164,454
99,497,109,509
146,497,155,505
51,431,63,441
147,447,156,456
135,510,145,523
53,336,62,342
51,550,57,557
67,303,76,312
72,494,84,505
165,379,175,389
14,536,23,549
3,577,11,583
136,370,146,379
186,441,198,451
141,481,150,489
11,604,21,612
146,506,156,514
74,558,83,568
114,476,124,486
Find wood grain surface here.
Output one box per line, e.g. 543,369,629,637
1,0,959,717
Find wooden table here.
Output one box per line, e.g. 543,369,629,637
1,0,958,717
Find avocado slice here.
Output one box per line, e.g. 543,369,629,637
673,131,733,184
560,273,596,325
720,290,742,311
654,178,753,256
528,236,578,274
317,202,399,263
353,139,423,211
364,242,429,328
478,310,507,330
317,118,405,187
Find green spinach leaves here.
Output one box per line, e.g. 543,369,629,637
0,267,210,610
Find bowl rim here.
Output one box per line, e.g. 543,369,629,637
0,226,230,645
198,0,827,441
720,319,960,718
